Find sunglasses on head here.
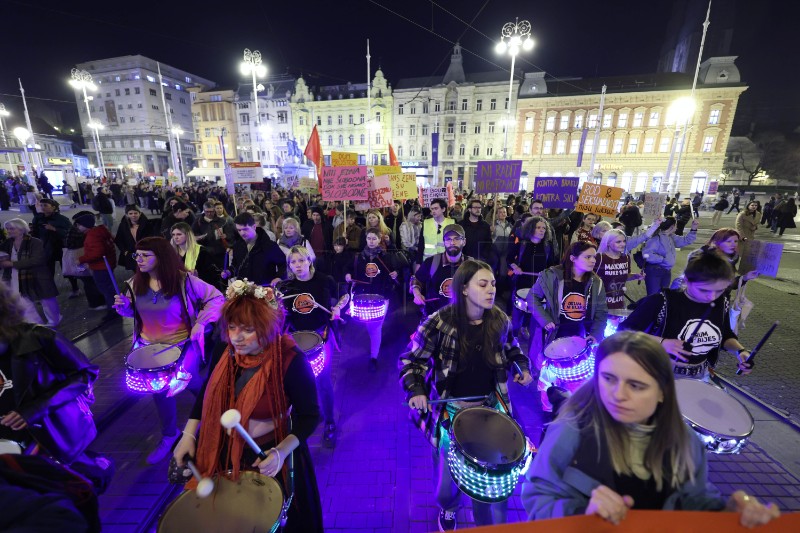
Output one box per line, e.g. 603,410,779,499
437,224,442,235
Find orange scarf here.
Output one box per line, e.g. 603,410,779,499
196,334,296,480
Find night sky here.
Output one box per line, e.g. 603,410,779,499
0,0,795,134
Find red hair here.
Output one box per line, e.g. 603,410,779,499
219,294,285,347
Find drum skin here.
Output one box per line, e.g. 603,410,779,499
514,288,530,313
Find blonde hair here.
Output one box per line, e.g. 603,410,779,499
3,218,30,234
590,220,613,240
286,245,315,279
597,228,627,255
170,222,201,271
366,209,390,237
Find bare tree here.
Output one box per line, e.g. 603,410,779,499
726,132,787,186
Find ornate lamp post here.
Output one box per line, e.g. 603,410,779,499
495,19,535,159
69,69,106,177
240,49,267,165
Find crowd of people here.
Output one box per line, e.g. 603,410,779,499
0,176,791,531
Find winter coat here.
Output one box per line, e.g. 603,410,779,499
774,201,797,229
641,230,697,269
114,216,159,270
1,235,59,300
79,226,116,271
735,211,760,241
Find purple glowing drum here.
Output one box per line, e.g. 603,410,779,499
542,336,595,393
125,343,190,397
350,294,388,322
290,331,325,378
604,309,632,338
513,288,530,313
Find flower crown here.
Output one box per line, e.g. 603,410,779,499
225,278,277,306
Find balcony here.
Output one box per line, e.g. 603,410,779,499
443,133,455,141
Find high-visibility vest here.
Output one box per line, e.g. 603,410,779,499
422,216,455,259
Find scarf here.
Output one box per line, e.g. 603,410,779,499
196,334,296,480
279,232,302,249
362,246,383,260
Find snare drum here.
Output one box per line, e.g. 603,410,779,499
513,288,530,313
604,309,631,338
158,471,285,533
350,293,388,322
675,379,754,454
447,406,532,503
125,343,190,397
290,330,325,377
0,439,23,454
542,336,595,383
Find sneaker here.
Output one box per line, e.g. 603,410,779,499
438,509,457,531
322,423,336,448
368,358,378,372
146,432,180,465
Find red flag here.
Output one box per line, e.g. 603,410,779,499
304,125,324,176
388,143,399,167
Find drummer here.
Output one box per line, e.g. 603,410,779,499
411,224,470,318
619,249,754,381
172,279,323,532
400,260,533,531
527,241,608,411
345,227,398,371
113,236,223,465
280,246,349,448
507,216,559,340
521,331,780,527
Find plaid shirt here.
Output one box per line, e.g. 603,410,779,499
398,306,530,448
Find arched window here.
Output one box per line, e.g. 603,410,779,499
327,135,333,146
338,135,343,146
446,144,454,156
360,134,365,145
397,146,404,157
459,144,466,156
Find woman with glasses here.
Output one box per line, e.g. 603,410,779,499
113,236,223,465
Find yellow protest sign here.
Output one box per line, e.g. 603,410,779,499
154,177,165,186
390,172,418,199
331,152,358,166
371,165,402,176
575,183,624,217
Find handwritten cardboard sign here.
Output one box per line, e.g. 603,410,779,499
742,239,784,278
533,177,579,209
371,165,402,177
643,193,669,220
230,162,264,184
320,166,368,201
331,151,358,166
299,177,318,191
474,160,523,194
419,185,454,207
575,183,624,217
390,172,418,199
355,169,394,209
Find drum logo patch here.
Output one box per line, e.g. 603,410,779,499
439,278,453,298
292,293,316,314
365,262,380,278
0,369,12,397
561,292,587,321
678,319,722,355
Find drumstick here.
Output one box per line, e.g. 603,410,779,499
517,272,540,277
348,279,371,285
736,320,778,375
149,339,190,358
375,256,399,285
185,459,215,498
313,302,345,322
403,394,490,407
682,302,716,352
102,256,121,295
220,409,268,460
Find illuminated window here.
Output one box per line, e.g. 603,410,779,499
633,112,643,127
598,138,608,153
560,114,569,130
603,114,613,128
574,114,583,129
709,109,721,125
523,140,532,155
556,139,566,154
617,113,628,128
525,116,534,131
648,112,660,127
613,138,623,154
543,139,553,154
628,137,639,153
659,137,670,152
588,113,598,128
702,136,714,152
546,116,555,131
570,139,580,154
643,137,655,153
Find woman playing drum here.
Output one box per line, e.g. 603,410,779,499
521,331,780,527
280,246,349,448
400,260,533,531
113,236,223,465
620,249,754,381
172,280,323,532
346,227,398,371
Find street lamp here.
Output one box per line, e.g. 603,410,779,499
13,127,35,186
0,104,13,173
69,68,105,177
171,126,185,182
664,96,696,195
240,48,267,165
496,18,535,159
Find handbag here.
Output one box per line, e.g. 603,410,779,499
730,277,754,334
62,247,91,277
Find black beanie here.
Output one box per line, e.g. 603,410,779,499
75,213,96,228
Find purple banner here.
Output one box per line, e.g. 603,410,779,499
474,160,522,193
533,176,580,209
707,180,719,194
431,132,439,167
576,128,589,167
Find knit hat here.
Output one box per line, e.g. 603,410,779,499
74,212,96,228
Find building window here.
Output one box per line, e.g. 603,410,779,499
574,114,583,129
659,137,670,152
546,116,555,131
486,146,493,156
398,104,404,115
585,139,594,153
523,139,532,155
359,113,365,124
327,116,332,125
241,114,249,125
398,127,404,137
598,138,608,153
613,138,623,154
560,115,569,130
461,99,468,111
410,146,416,157
474,124,481,134
376,112,381,122
603,113,613,128
124,88,130,96
447,144,454,156
376,133,381,144
433,102,439,113
410,125,416,136
644,137,655,153
328,135,333,146
570,139,580,154
471,145,479,156
165,93,172,100
702,135,714,152
338,135,344,146
505,97,509,110
422,102,428,113
628,138,639,153
524,116,534,131
146,75,156,83
137,103,142,108
422,124,428,135
490,99,497,111
152,104,159,110
421,145,427,157
618,113,628,128
648,112,660,127
360,134,365,145
588,113,598,128
459,144,466,156
460,122,467,134
349,114,354,124
555,139,566,155
149,89,157,96
135,87,140,95
476,100,482,111
447,123,454,134
119,117,125,123
338,115,343,125
543,139,553,154
448,101,456,111
410,105,416,114
709,109,721,125
633,112,643,127
299,116,305,126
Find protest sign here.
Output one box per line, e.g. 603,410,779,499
742,240,783,278
643,193,669,220
229,162,263,184
419,185,454,207
707,181,719,195
285,174,300,189
474,160,523,194
154,177,165,186
331,152,358,166
355,171,394,210
299,177,318,191
575,183,624,217
372,165,402,177
390,172,418,199
320,166,369,201
533,176,579,209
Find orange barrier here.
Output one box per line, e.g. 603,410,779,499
466,510,799,532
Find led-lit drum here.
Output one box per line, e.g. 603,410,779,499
513,288,530,313
0,440,23,454
542,336,595,392
447,406,533,503
290,331,325,377
604,309,631,338
350,293,388,322
125,343,190,397
675,379,754,454
158,471,285,533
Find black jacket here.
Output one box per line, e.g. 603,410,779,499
231,227,286,285
460,216,494,263
114,215,159,270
